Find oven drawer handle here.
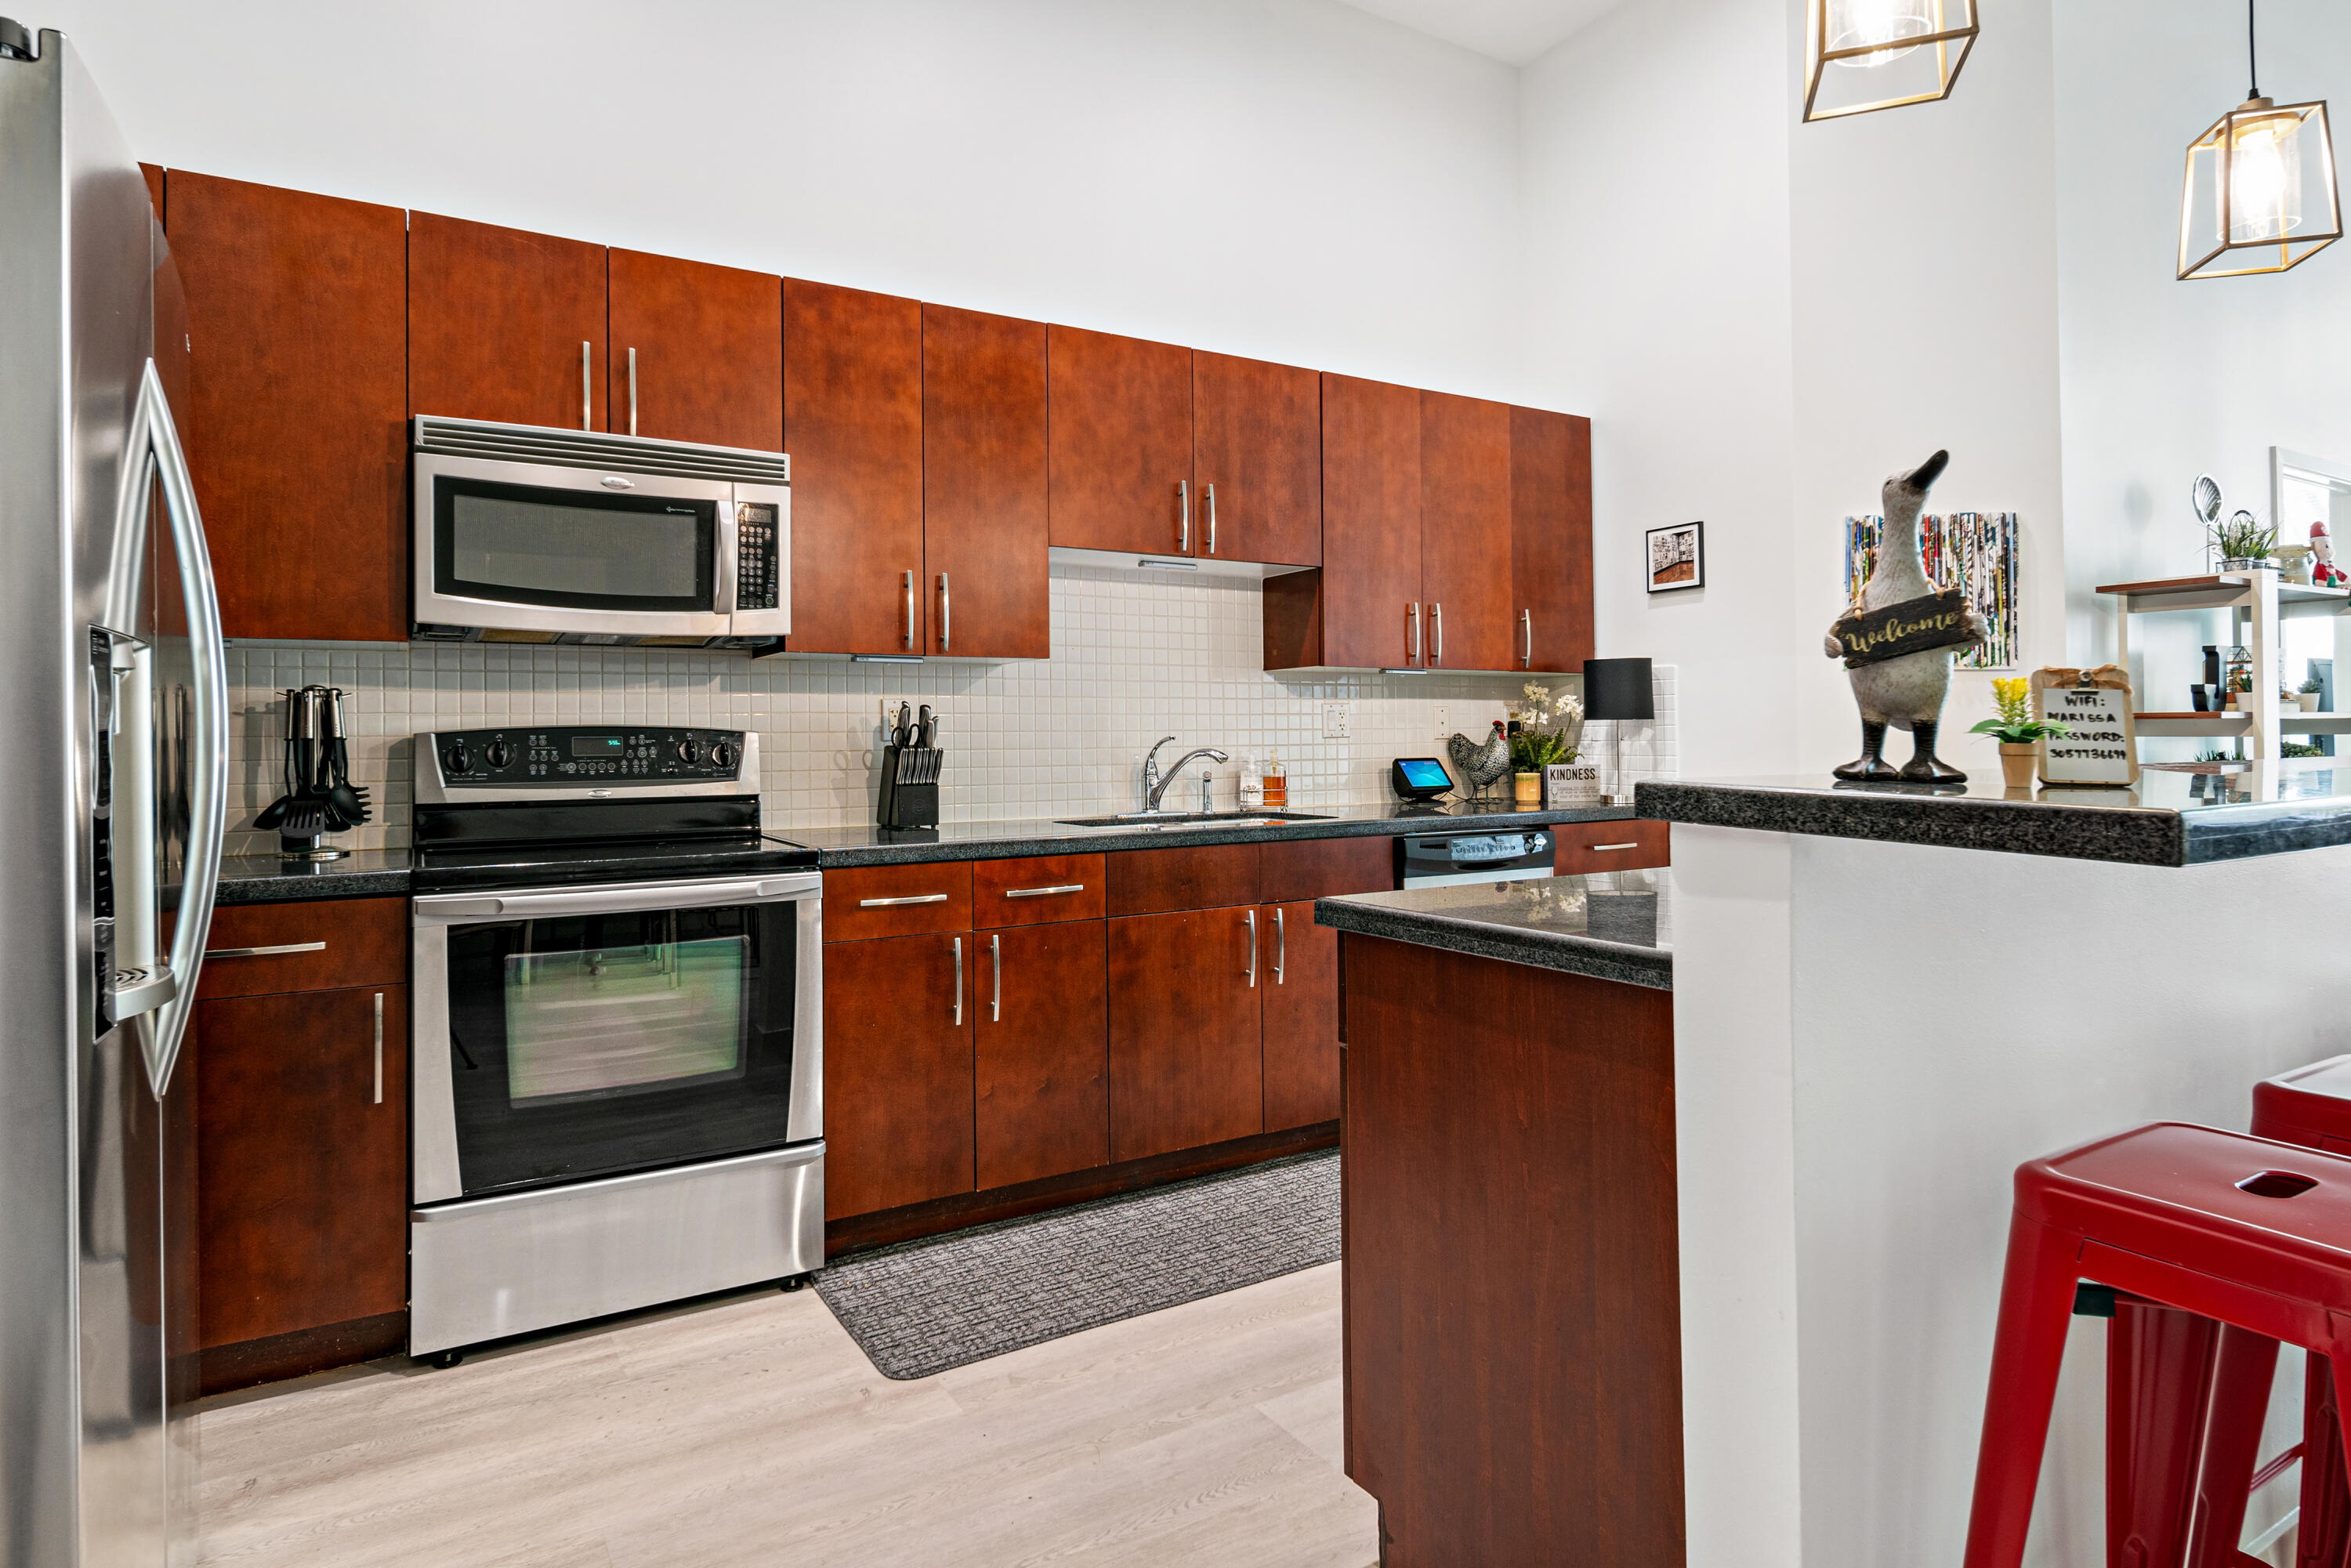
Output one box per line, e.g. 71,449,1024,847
859,893,949,908
1002,884,1084,899
204,941,326,959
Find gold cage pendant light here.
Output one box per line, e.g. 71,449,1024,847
2178,0,2341,280
1802,0,1978,122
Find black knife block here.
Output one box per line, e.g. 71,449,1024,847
878,745,942,829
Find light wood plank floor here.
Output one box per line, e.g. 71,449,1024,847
195,1262,1377,1568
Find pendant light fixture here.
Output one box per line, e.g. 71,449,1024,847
2177,0,2340,280
1802,0,1977,123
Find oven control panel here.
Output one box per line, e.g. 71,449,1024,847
433,726,749,786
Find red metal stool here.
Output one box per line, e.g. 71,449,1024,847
2257,1060,2351,1568
1963,1124,2351,1568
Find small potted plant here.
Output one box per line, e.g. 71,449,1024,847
2300,675,2325,712
2215,511,2280,572
1510,724,1572,805
1971,676,2072,788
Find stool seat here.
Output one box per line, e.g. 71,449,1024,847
1965,1123,2351,1568
2257,1053,2351,1154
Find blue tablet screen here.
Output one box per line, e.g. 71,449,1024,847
1397,759,1451,790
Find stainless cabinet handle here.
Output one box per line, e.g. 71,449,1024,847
581,341,592,431
990,933,1001,1022
904,569,915,650
1408,602,1421,664
1178,479,1190,552
202,941,326,959
940,572,951,653
1204,482,1217,555
1274,907,1285,984
1003,884,1085,899
951,936,963,1026
859,893,948,907
627,346,639,436
371,991,384,1106
1590,842,1642,853
1432,603,1444,666
1522,609,1533,668
1245,908,1257,989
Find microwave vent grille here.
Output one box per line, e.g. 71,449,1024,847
412,416,789,486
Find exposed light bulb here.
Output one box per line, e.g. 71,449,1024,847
2226,108,2306,243
1828,0,1936,67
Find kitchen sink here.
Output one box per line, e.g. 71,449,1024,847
1056,810,1335,829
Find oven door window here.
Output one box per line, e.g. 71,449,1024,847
444,901,796,1196
434,476,716,614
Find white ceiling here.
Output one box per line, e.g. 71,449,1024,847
1337,0,1628,66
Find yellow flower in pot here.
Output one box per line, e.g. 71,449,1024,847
1970,677,2071,788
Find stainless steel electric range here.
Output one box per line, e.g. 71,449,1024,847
406,726,821,1363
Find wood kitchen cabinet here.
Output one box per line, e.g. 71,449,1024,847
1511,407,1595,672
975,920,1109,1188
922,304,1049,659
784,279,926,655
822,931,976,1219
1192,351,1321,567
1418,391,1515,672
409,212,609,430
167,172,409,643
1047,326,1194,556
605,248,782,451
1107,908,1266,1162
1265,374,1422,670
1260,900,1340,1130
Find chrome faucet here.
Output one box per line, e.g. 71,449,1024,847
1140,735,1229,814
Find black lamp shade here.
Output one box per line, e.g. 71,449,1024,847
1582,657,1654,721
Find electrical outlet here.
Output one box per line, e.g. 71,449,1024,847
1322,703,1350,740
1433,706,1451,740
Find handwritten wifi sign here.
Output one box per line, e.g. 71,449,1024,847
1831,589,1983,668
2030,666,2140,788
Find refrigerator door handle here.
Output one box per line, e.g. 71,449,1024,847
106,359,227,1099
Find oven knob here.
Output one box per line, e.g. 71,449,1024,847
677,737,701,765
711,741,735,770
485,741,513,770
444,741,470,775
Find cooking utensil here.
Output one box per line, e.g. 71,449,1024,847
322,687,370,827
916,704,933,748
891,703,912,748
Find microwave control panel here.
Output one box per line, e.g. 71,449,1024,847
434,726,748,786
735,503,781,612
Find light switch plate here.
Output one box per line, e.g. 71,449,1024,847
1322,703,1350,740
1433,706,1450,740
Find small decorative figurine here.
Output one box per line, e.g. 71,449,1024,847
1447,721,1512,798
1824,450,1989,781
2313,522,2348,588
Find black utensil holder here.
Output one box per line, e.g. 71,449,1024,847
878,745,942,829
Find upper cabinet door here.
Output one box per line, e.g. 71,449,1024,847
168,172,408,643
1192,353,1320,568
784,279,926,655
922,305,1049,660
1284,373,1422,670
408,212,607,430
1418,391,1515,672
1047,326,1194,556
1510,407,1595,673
605,248,781,451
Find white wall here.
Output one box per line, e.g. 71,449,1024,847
44,0,1524,400
1516,0,1802,780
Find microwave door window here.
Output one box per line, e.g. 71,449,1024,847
435,478,716,613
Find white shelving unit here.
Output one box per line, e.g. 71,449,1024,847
2101,569,2350,759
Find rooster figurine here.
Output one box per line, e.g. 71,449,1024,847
1446,720,1513,799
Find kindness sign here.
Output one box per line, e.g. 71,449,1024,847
1830,589,1983,669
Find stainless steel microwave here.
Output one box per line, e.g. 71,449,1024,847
411,415,790,646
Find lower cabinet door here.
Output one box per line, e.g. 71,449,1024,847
1107,909,1263,1163
195,983,408,1349
822,932,976,1219
975,921,1108,1189
1259,901,1340,1130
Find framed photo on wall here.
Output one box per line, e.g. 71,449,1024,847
1646,520,1704,593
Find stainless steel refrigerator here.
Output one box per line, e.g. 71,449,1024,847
0,21,228,1568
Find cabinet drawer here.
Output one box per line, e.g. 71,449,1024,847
1552,820,1669,875
973,854,1106,929
196,897,408,1000
1107,844,1262,916
1261,835,1394,902
824,862,973,942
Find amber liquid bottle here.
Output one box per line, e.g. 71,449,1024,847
1262,754,1288,809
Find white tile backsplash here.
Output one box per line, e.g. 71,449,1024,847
223,564,1678,855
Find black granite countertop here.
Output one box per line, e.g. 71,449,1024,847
1316,878,1670,990
216,849,414,905
773,799,1634,867
1637,762,2351,867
